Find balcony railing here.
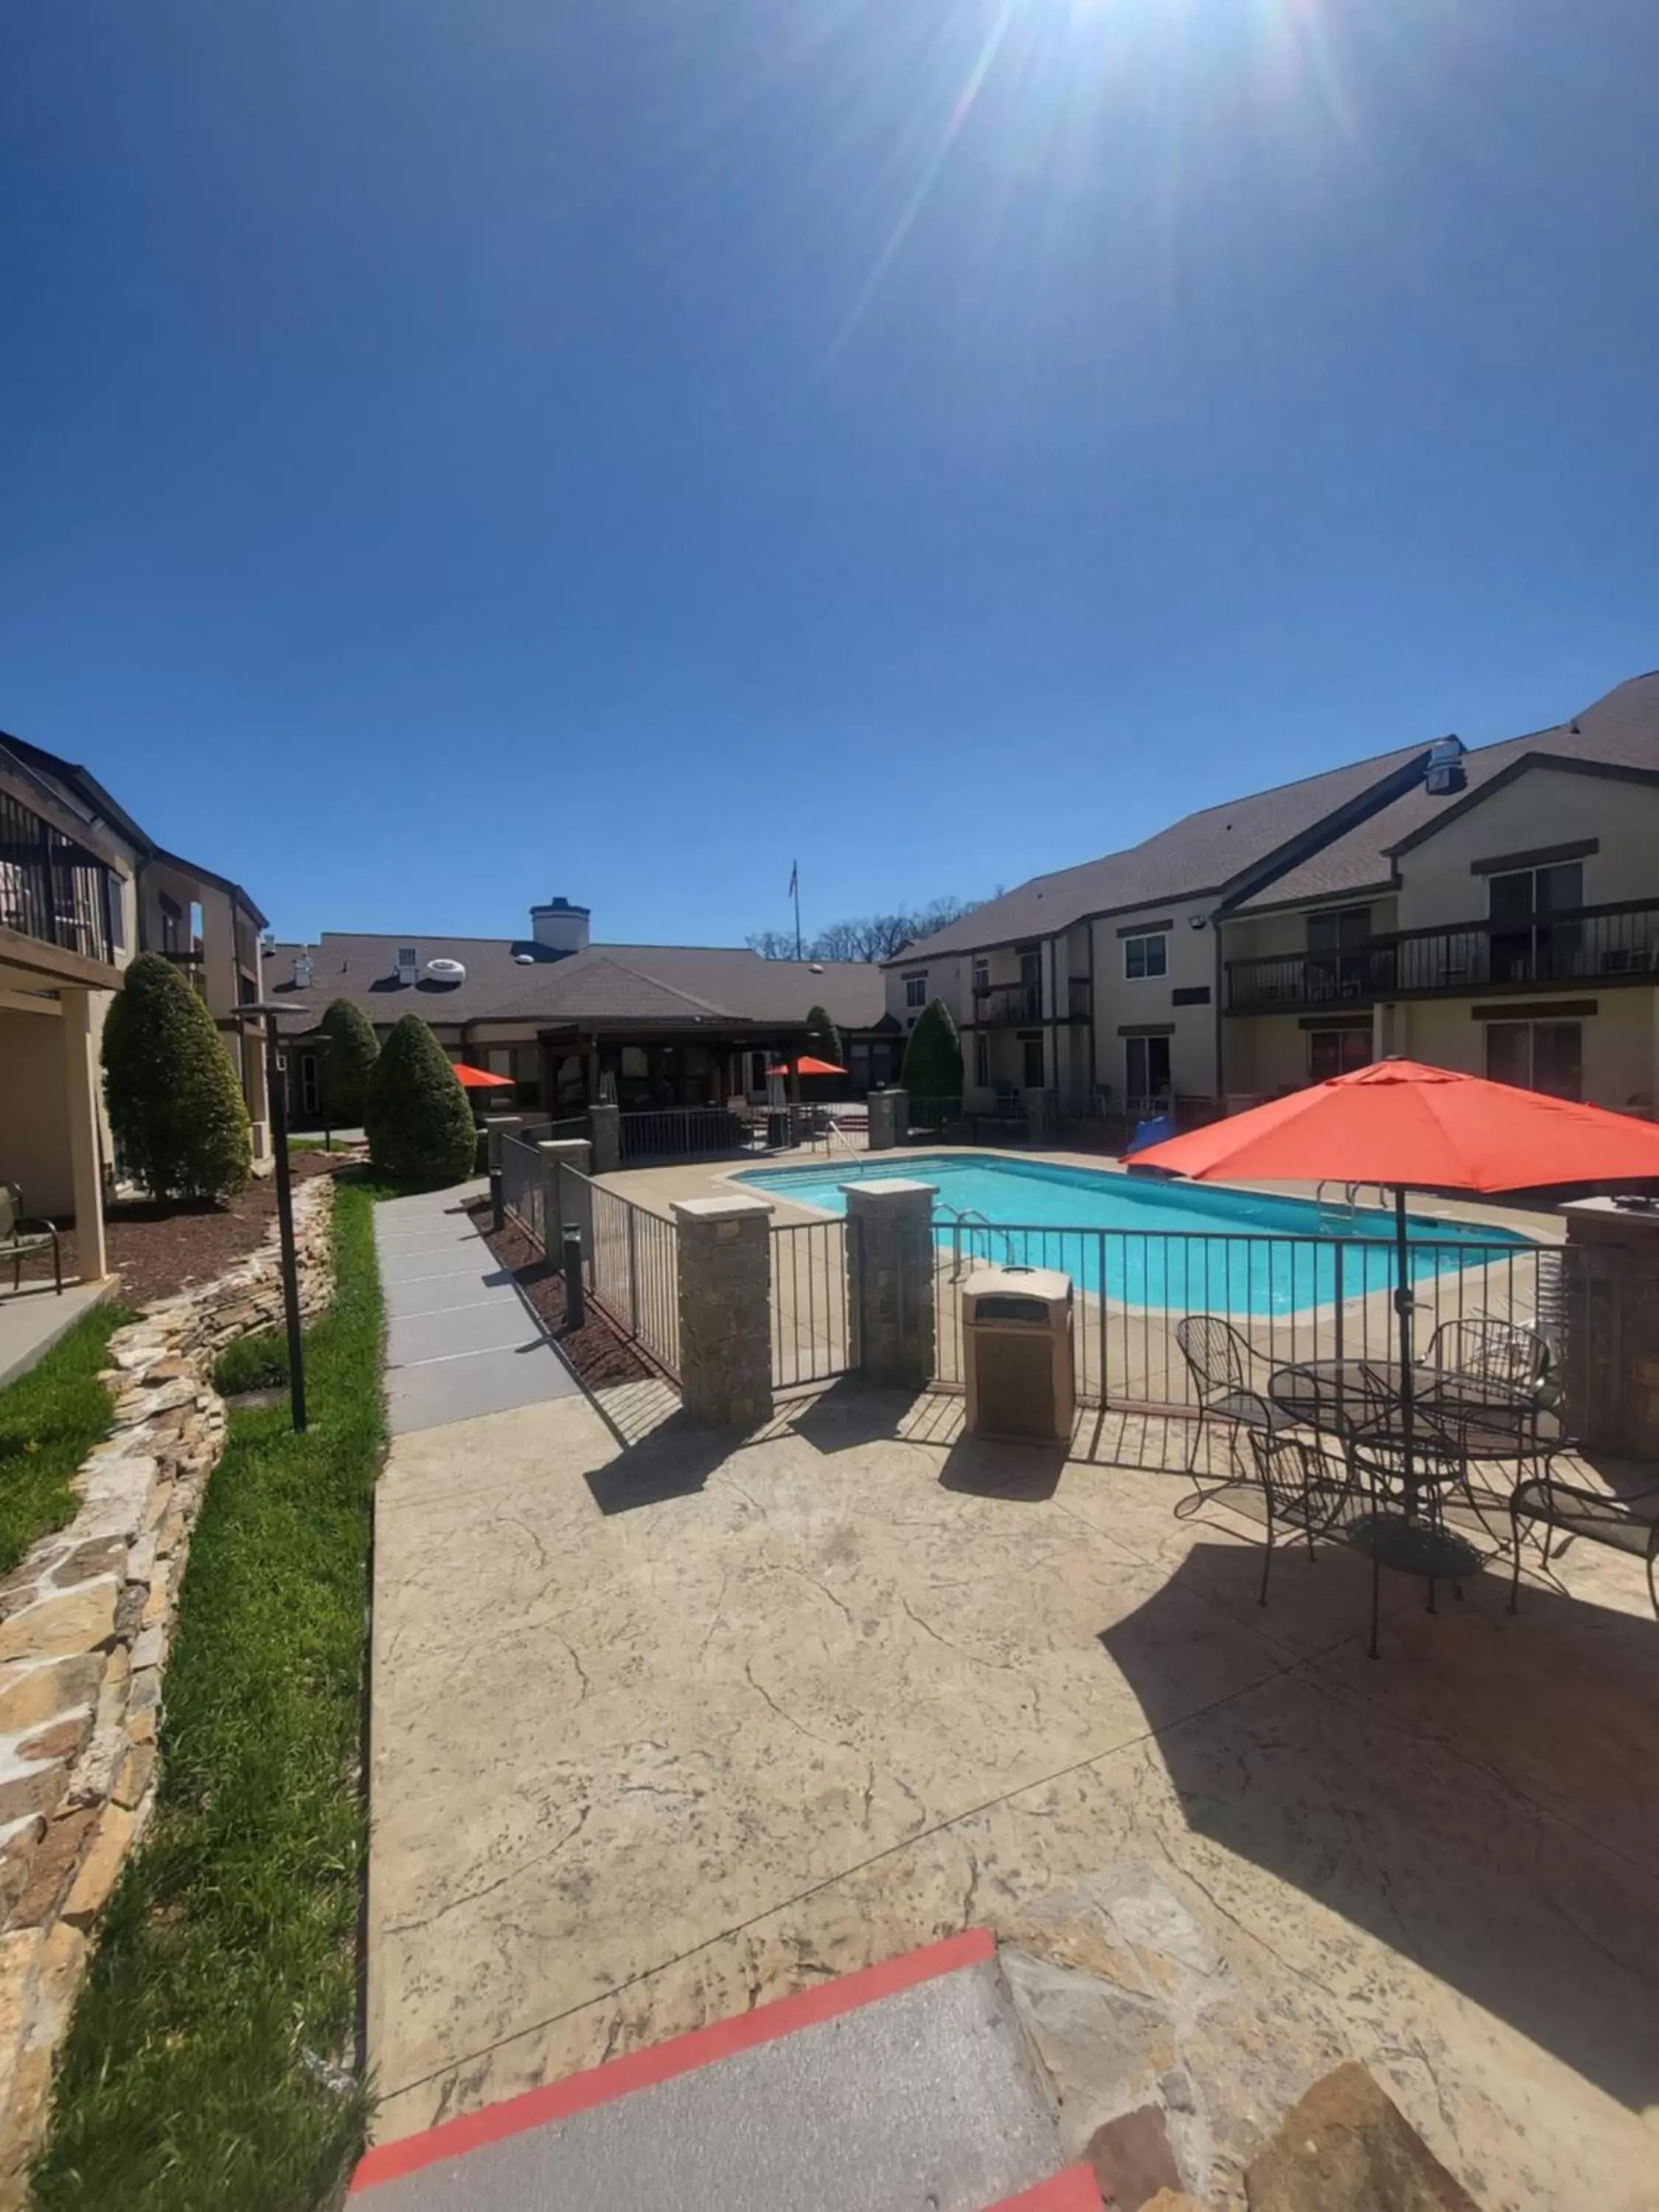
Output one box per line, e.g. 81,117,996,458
973,982,1043,1025
1226,900,1659,1014
0,783,117,969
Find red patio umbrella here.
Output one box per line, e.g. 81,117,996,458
453,1062,516,1089
1133,1058,1659,1480
767,1054,847,1077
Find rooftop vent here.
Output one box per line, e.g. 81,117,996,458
292,955,314,990
513,952,535,964
426,957,466,984
395,946,419,984
1424,735,1466,796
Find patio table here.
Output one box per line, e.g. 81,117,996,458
1265,1357,1536,1583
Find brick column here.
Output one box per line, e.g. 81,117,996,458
672,1195,775,1427
1562,1198,1659,1459
486,1113,535,1172
588,1101,622,1175
538,1138,594,1258
867,1088,908,1152
844,1179,936,1388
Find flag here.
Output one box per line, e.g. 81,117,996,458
787,860,798,900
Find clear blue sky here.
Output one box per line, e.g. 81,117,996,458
4,0,1655,948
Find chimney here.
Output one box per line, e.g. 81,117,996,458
529,897,591,958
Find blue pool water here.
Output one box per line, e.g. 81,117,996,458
737,1154,1529,1316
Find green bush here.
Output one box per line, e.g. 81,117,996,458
316,999,379,1127
804,1004,844,1070
900,996,963,1102
102,954,252,1202
365,1015,476,1185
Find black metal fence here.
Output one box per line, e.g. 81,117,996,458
584,1178,681,1378
932,1220,1555,1413
500,1132,549,1250
771,1218,851,1389
619,1107,745,1164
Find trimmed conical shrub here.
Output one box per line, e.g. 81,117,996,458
102,952,252,1201
316,998,379,1127
365,1015,476,1185
901,997,963,1102
804,1004,844,1070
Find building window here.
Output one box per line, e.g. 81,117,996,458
1020,1033,1044,1089
1306,906,1374,1001
1486,1020,1582,1100
1123,933,1168,982
904,973,927,1009
1308,1027,1372,1083
973,958,990,998
1125,1034,1171,1107
973,1030,989,1088
1488,863,1585,985
298,1051,320,1117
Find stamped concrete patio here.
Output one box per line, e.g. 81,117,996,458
366,1377,1657,2209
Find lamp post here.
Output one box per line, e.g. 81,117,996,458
235,1003,311,1433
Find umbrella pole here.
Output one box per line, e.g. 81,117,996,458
1394,1186,1416,1516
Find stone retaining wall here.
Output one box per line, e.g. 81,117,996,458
0,1175,335,2202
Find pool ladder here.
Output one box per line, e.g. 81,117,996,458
943,1205,1018,1280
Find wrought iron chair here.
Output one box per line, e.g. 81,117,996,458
1,1183,63,1296
1175,1315,1299,1492
1244,1422,1356,1608
1509,1472,1659,1619
1425,1316,1557,1407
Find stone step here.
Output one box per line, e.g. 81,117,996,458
350,1929,1077,2212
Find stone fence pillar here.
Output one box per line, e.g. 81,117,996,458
588,1100,622,1175
487,1113,536,1172
867,1088,908,1152
538,1138,594,1259
1561,1198,1659,1459
844,1179,936,1388
672,1196,775,1427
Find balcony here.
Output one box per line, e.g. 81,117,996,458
0,768,120,983
1225,900,1659,1015
973,982,1043,1025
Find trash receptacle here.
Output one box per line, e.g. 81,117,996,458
961,1266,1074,1443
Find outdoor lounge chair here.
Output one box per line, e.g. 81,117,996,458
1509,1472,1659,1619
1,1183,63,1296
1175,1314,1298,1488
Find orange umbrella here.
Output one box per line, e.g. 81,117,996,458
1134,1057,1659,1497
453,1062,516,1089
767,1054,847,1077
1131,1059,1659,1193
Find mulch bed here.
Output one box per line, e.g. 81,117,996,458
465,1199,655,1391
27,1152,347,1312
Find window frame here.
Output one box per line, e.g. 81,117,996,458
903,972,927,1010
1122,932,1169,983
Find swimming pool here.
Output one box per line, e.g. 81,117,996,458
737,1153,1531,1316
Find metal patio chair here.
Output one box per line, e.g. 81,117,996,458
1,1183,63,1296
1509,1472,1659,1619
1245,1424,1357,1608
1175,1314,1298,1495
1425,1316,1557,1408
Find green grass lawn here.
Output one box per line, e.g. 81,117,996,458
0,1299,134,1579
34,1183,385,2212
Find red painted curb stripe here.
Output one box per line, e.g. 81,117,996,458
985,2167,1104,2212
351,1926,998,2193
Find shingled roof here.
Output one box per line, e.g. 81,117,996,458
888,669,1659,959
265,933,890,1033
1228,669,1659,912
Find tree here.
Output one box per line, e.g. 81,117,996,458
748,894,985,963
102,953,252,1202
803,1004,844,1068
366,1015,478,1185
901,997,964,1103
316,998,379,1127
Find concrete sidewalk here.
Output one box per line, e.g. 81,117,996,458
375,1184,580,1436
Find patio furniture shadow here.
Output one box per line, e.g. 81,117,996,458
1101,1543,1659,2112
780,1377,941,1455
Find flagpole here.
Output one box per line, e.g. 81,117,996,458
792,860,801,960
